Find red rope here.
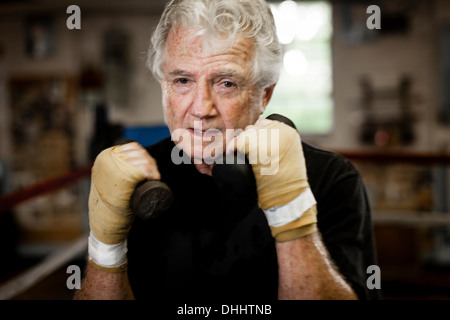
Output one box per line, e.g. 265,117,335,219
0,163,93,214
334,150,450,165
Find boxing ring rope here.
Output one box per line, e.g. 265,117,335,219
0,237,87,300
334,149,450,166
0,163,92,300
0,163,93,215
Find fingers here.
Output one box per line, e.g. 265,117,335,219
114,142,161,180
226,118,274,155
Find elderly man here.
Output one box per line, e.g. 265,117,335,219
76,0,380,300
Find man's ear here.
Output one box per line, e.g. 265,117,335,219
262,83,276,111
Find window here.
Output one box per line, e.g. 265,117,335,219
264,1,333,135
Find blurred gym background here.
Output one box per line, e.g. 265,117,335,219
0,0,450,300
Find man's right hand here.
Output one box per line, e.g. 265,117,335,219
88,142,160,272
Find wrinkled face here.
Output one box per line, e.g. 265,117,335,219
161,28,272,163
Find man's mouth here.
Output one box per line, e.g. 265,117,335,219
189,128,222,138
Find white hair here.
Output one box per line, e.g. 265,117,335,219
147,0,282,89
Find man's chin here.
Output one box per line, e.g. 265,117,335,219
191,154,222,165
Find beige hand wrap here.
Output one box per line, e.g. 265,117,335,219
88,145,147,271
235,120,317,242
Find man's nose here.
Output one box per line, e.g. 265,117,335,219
188,83,218,119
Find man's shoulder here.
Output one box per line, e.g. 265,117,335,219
145,136,173,158
303,141,357,171
302,141,361,187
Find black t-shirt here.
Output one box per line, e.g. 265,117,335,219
127,137,381,300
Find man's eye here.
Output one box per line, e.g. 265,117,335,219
223,81,235,88
177,78,189,85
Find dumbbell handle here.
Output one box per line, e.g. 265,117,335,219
131,179,174,220
114,140,174,220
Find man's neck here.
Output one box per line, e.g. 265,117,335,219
194,162,214,176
